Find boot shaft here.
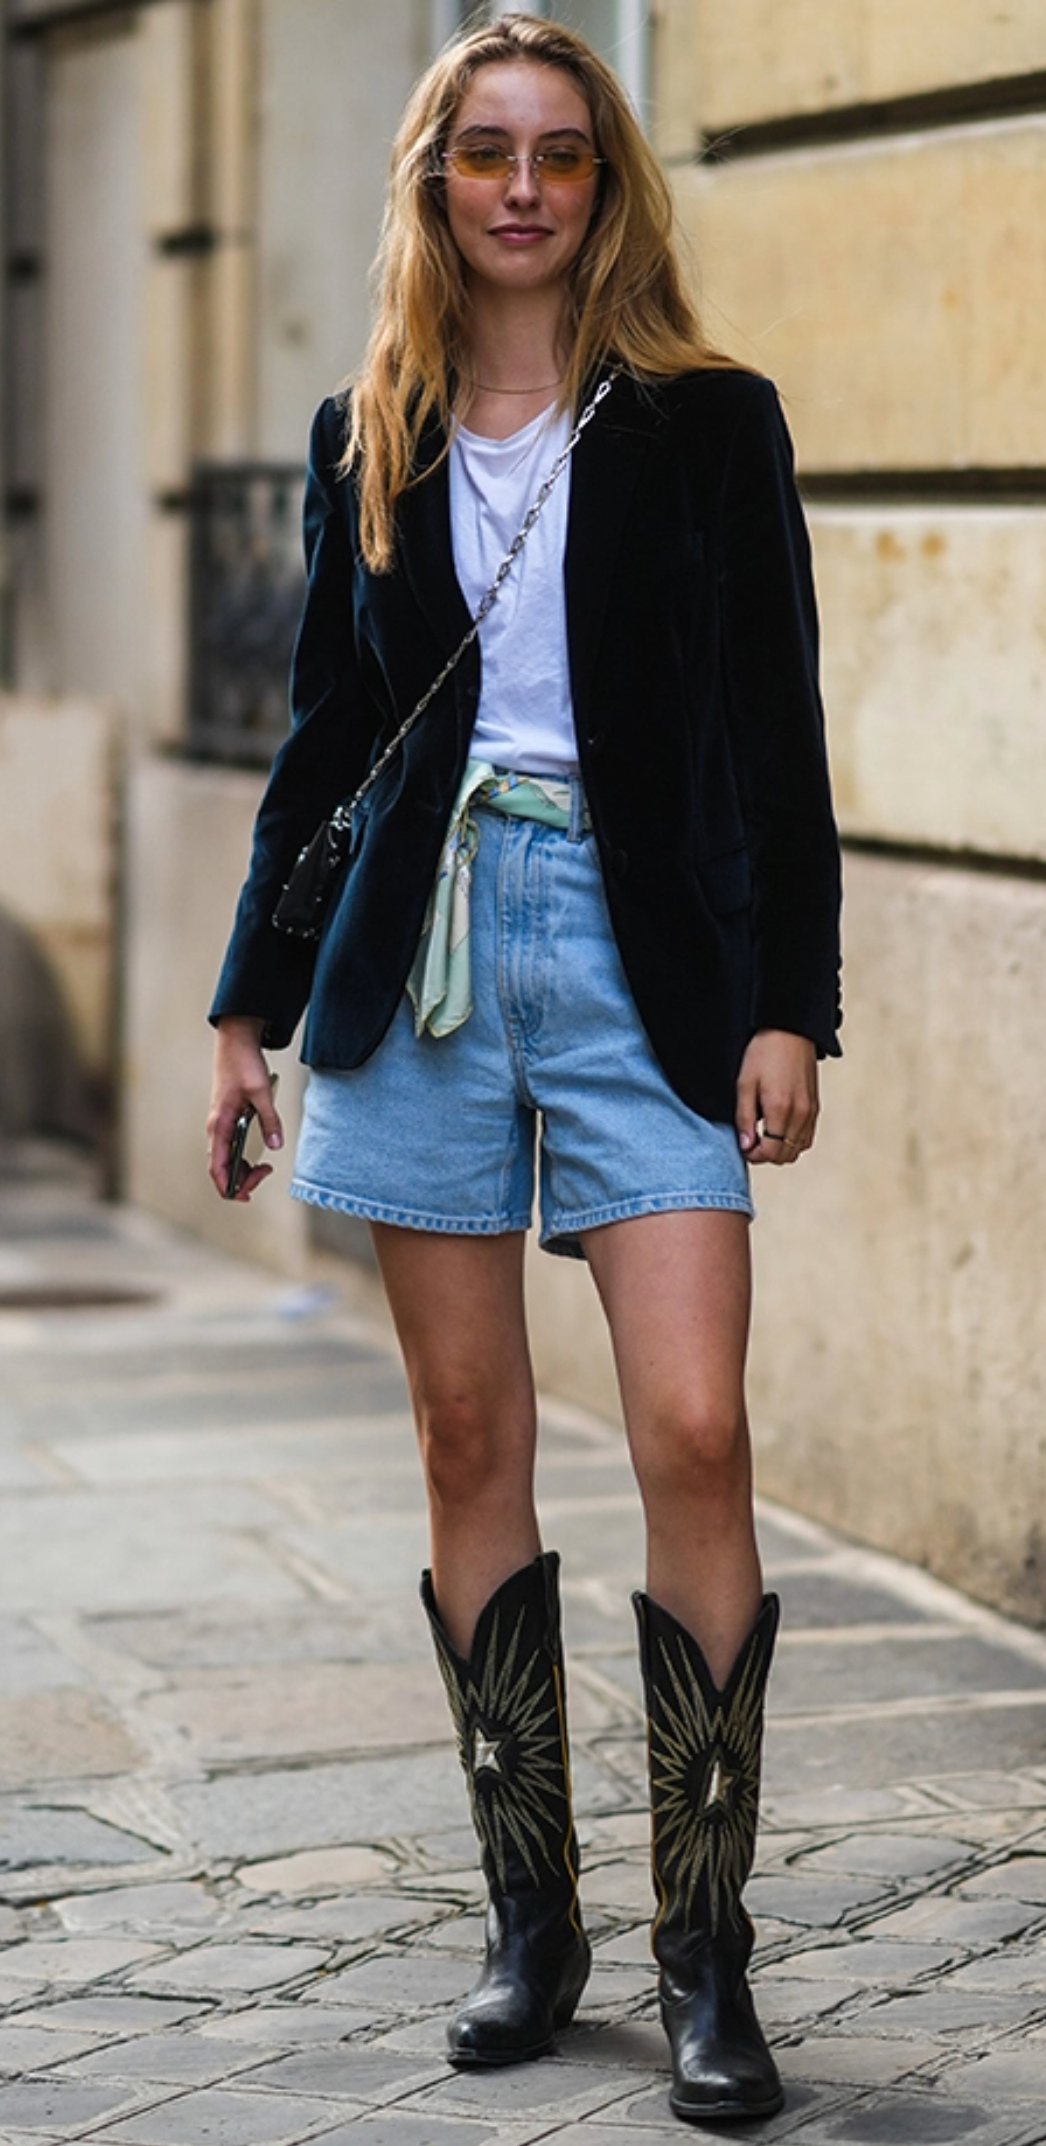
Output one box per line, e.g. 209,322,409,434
634,1593,778,1954
422,1552,581,1917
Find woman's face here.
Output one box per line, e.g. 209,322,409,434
442,60,599,302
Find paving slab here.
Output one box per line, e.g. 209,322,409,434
845,1987,1042,2038
959,1854,1046,1902
1,1169,1045,2146
142,1662,452,1763
784,2034,947,2085
0,1935,164,1984
613,2076,854,2137
129,1940,334,1994
0,1801,158,1871
309,2122,498,2146
244,2047,449,2102
85,1603,428,1671
14,1996,211,2035
942,2048,1046,2102
0,1619,95,1697
792,1833,975,1882
0,1486,305,1614
411,2057,648,2121
53,1881,225,1935
0,2074,163,2133
97,2084,365,2144
59,2030,274,2087
169,1751,466,1860
804,2094,1045,2144
863,1894,1041,1945
0,1690,145,1790
196,2005,379,2045
0,2021,113,2073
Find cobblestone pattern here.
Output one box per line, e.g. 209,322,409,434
1,1157,1045,2145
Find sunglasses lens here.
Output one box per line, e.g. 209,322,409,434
449,145,512,179
539,147,596,181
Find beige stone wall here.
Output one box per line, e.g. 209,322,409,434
746,853,1046,1625
122,757,311,1278
812,507,1046,860
255,0,427,457
656,0,1046,143
675,120,1046,470
0,696,116,1075
636,4,1046,1620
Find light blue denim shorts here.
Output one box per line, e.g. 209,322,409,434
292,785,752,1259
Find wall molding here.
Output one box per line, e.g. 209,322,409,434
841,834,1046,886
9,0,201,37
700,69,1046,162
801,469,1046,508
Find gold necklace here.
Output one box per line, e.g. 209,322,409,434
466,377,565,394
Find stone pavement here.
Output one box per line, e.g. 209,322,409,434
1,1153,1046,2146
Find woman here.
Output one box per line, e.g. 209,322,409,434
208,13,841,2123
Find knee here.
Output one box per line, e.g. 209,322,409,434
636,1401,750,1505
416,1390,516,1509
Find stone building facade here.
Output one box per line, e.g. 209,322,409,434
672,3,1046,1622
2,1,1045,1620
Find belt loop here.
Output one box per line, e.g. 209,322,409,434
568,774,588,844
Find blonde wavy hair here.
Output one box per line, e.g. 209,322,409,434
346,11,736,571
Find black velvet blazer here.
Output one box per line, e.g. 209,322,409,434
210,368,842,1123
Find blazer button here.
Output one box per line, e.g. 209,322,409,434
586,729,606,753
611,847,630,878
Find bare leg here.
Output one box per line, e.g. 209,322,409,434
370,1225,540,1654
582,1209,762,1685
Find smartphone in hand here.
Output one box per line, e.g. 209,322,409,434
224,1074,280,1200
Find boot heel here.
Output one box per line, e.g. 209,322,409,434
553,1934,592,2028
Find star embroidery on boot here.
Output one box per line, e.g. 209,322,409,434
472,1727,504,1777
431,1601,566,1889
704,1753,735,1812
648,1624,771,1935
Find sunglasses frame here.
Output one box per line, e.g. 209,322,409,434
440,144,605,186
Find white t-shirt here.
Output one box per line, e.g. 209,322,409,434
449,403,577,774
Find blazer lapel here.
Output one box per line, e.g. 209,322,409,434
565,377,666,728
396,415,473,657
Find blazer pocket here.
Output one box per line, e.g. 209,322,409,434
697,845,752,916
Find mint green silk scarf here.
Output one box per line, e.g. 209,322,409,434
406,758,579,1039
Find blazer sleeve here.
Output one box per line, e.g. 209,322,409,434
208,398,377,1048
719,377,842,1056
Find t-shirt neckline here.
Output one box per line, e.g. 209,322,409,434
455,401,564,451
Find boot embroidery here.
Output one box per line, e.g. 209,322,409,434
472,1729,504,1777
703,1751,734,1812
432,1603,567,1891
648,1628,768,1937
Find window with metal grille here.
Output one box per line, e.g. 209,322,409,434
187,463,305,770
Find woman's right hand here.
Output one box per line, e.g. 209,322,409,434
207,1016,284,1201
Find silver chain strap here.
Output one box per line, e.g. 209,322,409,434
329,375,614,835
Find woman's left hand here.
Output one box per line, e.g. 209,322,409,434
736,1030,819,1166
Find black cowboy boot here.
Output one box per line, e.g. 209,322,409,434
421,1551,591,2066
634,1591,783,2122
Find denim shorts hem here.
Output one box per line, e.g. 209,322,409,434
541,1189,754,1257
290,1179,533,1238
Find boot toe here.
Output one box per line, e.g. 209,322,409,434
447,1985,555,2067
670,2077,785,2122
663,1990,784,2120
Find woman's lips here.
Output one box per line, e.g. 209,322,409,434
488,225,552,244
